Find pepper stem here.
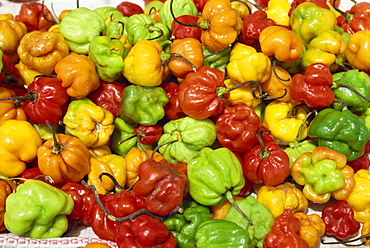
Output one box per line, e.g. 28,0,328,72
332,82,370,104
46,120,62,154
216,80,260,99
256,129,271,158
321,232,370,246
99,172,125,193
292,110,317,148
272,57,290,82
146,25,164,41
0,178,15,194
224,191,254,228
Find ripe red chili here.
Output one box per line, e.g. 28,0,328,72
116,1,144,17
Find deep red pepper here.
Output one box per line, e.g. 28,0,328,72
264,209,310,248
341,2,370,35
87,80,127,118
116,214,177,248
239,10,276,51
290,63,335,109
161,82,186,121
0,53,20,89
15,2,56,32
116,1,144,17
191,0,209,13
171,15,202,40
134,124,163,146
254,0,270,9
133,159,188,216
288,0,330,16
178,66,229,120
347,142,370,173
19,167,54,186
216,102,261,153
321,200,361,240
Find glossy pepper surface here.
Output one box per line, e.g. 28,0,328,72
293,212,326,248
4,179,74,239
344,31,370,71
15,2,56,32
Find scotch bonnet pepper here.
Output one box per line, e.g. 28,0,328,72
345,30,370,71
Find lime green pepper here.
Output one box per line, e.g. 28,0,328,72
94,6,126,23
290,2,337,47
60,7,106,54
164,200,212,248
194,219,251,248
125,14,170,46
159,0,198,30
88,35,126,82
144,0,164,15
226,196,274,248
285,140,317,168
119,85,169,126
202,45,231,75
4,179,74,239
157,116,217,164
307,107,369,161
332,70,370,113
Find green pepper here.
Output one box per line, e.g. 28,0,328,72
111,117,152,156
164,200,212,248
289,2,337,47
361,107,370,138
307,107,369,161
144,0,164,15
285,140,317,168
225,196,274,248
106,19,128,39
60,7,106,54
332,70,370,113
157,116,217,164
94,6,126,23
125,14,170,46
187,147,245,206
88,35,126,82
202,45,231,75
159,0,198,30
194,219,251,248
4,179,74,239
119,85,169,125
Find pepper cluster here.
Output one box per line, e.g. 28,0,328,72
0,0,370,247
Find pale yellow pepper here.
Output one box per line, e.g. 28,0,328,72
265,0,291,27
224,78,262,108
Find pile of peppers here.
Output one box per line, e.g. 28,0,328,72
1,0,370,247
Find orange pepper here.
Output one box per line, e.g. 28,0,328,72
294,212,326,248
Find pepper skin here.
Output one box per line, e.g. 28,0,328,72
344,30,370,72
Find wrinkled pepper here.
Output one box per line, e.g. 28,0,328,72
0,87,27,126
344,30,370,71
202,44,231,75
294,212,326,248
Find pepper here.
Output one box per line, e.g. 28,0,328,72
159,0,198,30
171,15,202,40
294,212,326,248
88,35,127,82
4,179,74,239
157,116,217,164
0,18,27,61
123,40,170,87
259,25,303,63
133,158,188,216
347,142,370,173
264,0,291,26
291,146,355,203
194,219,251,247
125,14,170,46
0,119,42,177
261,65,292,103
161,82,186,120
0,178,17,232
290,2,337,47
164,200,212,248
231,0,252,20
59,7,106,54
256,182,308,218
0,53,21,88
225,196,274,248
224,78,262,108
116,1,144,17
345,30,370,72
14,60,42,86
216,102,260,153
0,87,27,126
227,42,272,85
290,63,335,109
17,30,70,75
55,52,101,99
263,209,310,248
332,70,370,113
288,0,331,17
341,2,370,35
119,85,169,125
202,44,231,75
63,98,115,148
285,139,317,168
307,107,369,161
15,2,56,32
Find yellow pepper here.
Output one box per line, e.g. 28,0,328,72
0,119,42,177
227,42,272,85
265,0,291,27
346,169,370,223
261,65,292,102
48,24,61,33
17,31,70,75
0,14,14,20
224,78,262,108
345,30,370,71
88,145,112,158
263,100,308,145
63,98,115,148
88,154,126,195
14,61,43,86
257,182,308,218
294,212,326,248
0,18,27,64
123,39,170,87
231,0,252,20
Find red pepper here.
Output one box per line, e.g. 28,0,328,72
239,10,276,51
264,209,310,248
254,0,270,9
321,200,361,240
288,0,330,16
19,167,55,186
60,182,99,226
15,2,56,32
347,142,370,173
87,81,127,118
161,82,186,120
90,190,146,242
171,15,202,40
178,66,229,119
134,124,163,146
216,102,261,153
133,159,188,216
243,130,290,186
341,2,370,35
290,63,335,109
116,214,176,248
116,1,144,17
0,53,20,89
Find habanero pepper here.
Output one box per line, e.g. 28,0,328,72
0,87,27,126
15,2,56,32
341,2,370,35
171,15,202,40
294,212,326,248
161,82,186,120
0,53,21,88
344,30,370,72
